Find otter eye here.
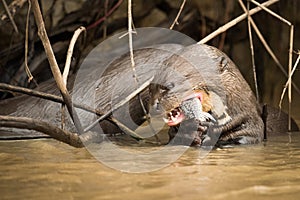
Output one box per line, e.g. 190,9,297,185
165,82,175,90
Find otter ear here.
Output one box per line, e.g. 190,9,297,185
149,83,169,98
157,82,174,93
218,56,229,73
162,82,175,89
165,82,175,90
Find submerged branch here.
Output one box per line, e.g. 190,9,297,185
0,115,84,148
0,80,152,141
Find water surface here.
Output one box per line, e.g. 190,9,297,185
1,133,300,200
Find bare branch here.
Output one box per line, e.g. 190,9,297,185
0,83,62,103
279,52,300,110
241,0,260,101
87,0,124,30
287,25,294,131
1,0,19,33
128,0,136,80
238,0,300,95
63,26,86,85
24,0,37,85
103,0,109,39
0,115,83,148
30,0,83,134
170,0,187,30
62,26,86,130
250,0,292,26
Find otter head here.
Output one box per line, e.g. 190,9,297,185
146,47,235,146
149,82,214,126
148,70,217,146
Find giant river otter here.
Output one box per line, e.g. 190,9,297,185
0,43,298,147
148,44,264,146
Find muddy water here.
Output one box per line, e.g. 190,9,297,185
1,132,300,200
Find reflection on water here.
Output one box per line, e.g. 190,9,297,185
1,132,300,200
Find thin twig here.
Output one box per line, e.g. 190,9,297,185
0,83,62,103
250,0,292,26
127,0,160,143
0,83,97,118
103,0,109,39
63,26,86,85
246,0,295,129
1,0,19,33
170,0,187,30
61,105,66,130
87,0,123,30
128,0,136,81
127,0,159,141
0,115,84,148
198,0,279,44
62,26,86,130
288,25,294,131
279,52,300,109
60,104,66,130
31,0,83,134
244,0,259,101
24,0,38,85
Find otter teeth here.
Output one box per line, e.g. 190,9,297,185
163,109,184,126
164,110,180,122
170,111,180,121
